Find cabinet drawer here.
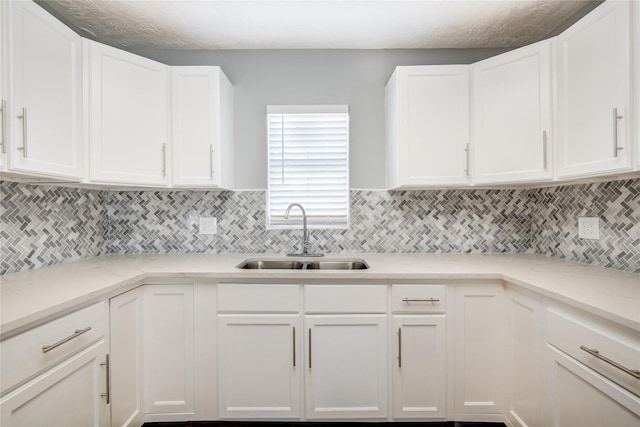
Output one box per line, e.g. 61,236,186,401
218,284,300,312
305,285,387,313
547,309,640,397
0,302,106,394
391,285,446,313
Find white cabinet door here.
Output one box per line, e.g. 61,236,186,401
472,40,552,184
0,341,109,427
392,315,446,419
0,1,7,170
87,40,169,186
218,315,301,419
6,0,83,179
634,0,640,168
546,345,640,426
452,283,505,417
386,65,470,188
305,315,388,419
144,285,195,416
171,66,234,189
506,289,543,427
556,0,632,178
110,287,145,427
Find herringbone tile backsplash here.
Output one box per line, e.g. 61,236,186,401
2,178,638,275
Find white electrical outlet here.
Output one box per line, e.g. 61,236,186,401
578,217,600,240
198,217,217,235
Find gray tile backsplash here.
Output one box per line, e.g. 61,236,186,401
2,178,638,275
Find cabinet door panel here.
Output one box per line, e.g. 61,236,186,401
556,0,631,177
8,1,83,179
218,315,301,418
387,65,469,188
473,40,552,183
392,316,446,419
305,315,387,419
110,287,144,427
88,40,168,185
0,342,108,427
546,346,640,426
144,285,194,415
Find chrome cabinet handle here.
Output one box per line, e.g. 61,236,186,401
209,144,214,178
613,108,624,157
100,354,110,404
542,130,548,171
41,326,92,353
292,326,296,368
402,298,440,303
398,328,402,368
0,99,6,153
308,328,312,369
17,108,27,157
464,143,469,177
580,346,640,379
161,143,167,177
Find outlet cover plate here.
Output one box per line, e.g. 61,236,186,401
578,217,600,240
199,217,217,235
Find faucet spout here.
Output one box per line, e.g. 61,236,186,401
284,203,323,257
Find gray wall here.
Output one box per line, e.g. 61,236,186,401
132,49,509,189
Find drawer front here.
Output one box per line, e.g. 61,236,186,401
305,285,387,313
0,302,107,394
391,285,446,313
547,309,640,397
218,284,300,312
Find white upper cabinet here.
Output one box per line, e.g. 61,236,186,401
386,65,470,188
472,40,553,184
171,67,234,189
0,1,7,170
5,1,83,179
634,0,640,168
556,0,632,178
87,39,169,186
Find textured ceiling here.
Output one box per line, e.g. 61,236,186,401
42,0,591,50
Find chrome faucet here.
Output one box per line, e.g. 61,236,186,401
284,203,323,257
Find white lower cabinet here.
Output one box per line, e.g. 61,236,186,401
0,302,109,427
0,341,109,427
143,284,195,417
392,315,446,419
217,315,301,419
304,315,388,419
546,345,640,426
452,283,506,420
109,287,145,427
505,288,544,427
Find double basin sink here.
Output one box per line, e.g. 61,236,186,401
236,257,369,270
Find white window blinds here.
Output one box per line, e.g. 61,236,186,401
267,105,349,229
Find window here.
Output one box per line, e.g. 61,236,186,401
267,105,349,229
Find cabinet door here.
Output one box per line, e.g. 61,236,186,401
218,315,301,419
386,65,470,188
452,283,505,416
305,315,387,419
88,40,169,185
110,287,145,427
546,345,640,426
506,290,543,427
7,1,83,179
472,40,552,184
392,315,446,419
144,285,195,415
0,1,7,170
634,0,640,168
556,0,632,177
0,341,109,427
171,66,234,189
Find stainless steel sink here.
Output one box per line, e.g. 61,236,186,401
236,258,369,270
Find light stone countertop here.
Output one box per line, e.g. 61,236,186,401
1,253,639,338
